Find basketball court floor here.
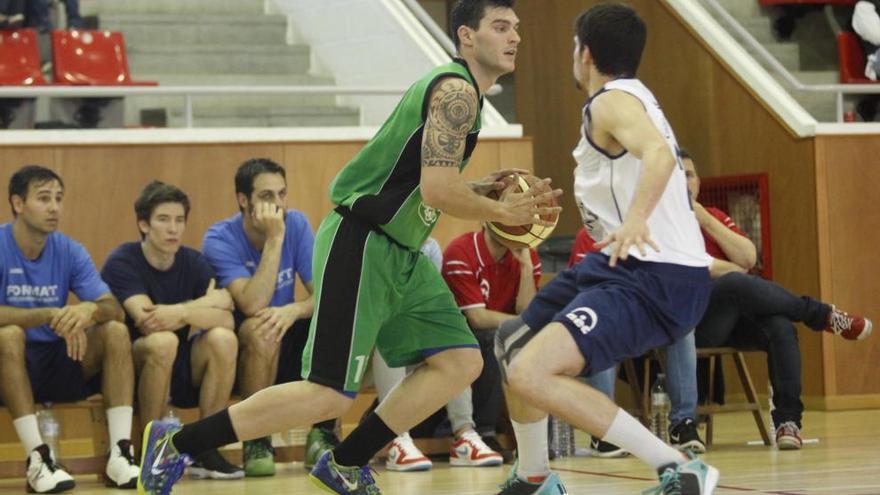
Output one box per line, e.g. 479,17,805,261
2,409,877,494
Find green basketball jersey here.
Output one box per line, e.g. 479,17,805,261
329,58,483,251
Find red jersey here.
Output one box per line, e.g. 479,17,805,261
702,207,747,261
442,230,541,313
569,206,749,265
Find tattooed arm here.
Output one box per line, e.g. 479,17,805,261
420,77,561,226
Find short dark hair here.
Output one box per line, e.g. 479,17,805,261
450,0,515,49
8,165,64,217
135,180,191,224
575,3,647,78
677,147,692,160
234,158,286,208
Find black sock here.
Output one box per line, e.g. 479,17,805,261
171,409,239,457
332,412,395,467
313,419,337,431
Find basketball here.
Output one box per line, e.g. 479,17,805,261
486,174,559,250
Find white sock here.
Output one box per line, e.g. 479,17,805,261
13,415,42,453
512,417,550,480
106,406,133,448
602,408,683,469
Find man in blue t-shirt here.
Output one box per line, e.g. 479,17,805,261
0,165,138,493
200,158,332,476
101,181,243,480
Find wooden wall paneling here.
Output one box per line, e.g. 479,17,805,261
815,136,880,397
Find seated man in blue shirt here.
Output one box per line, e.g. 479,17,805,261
0,165,138,493
101,181,242,480
201,158,331,476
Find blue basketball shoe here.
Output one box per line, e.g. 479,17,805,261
309,450,381,494
137,420,191,495
643,457,720,495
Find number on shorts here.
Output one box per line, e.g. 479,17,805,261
353,355,367,384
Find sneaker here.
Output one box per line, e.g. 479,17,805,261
309,450,381,494
589,436,629,458
26,444,75,493
305,427,340,469
775,421,803,451
105,439,139,488
243,437,275,477
190,449,245,480
825,306,873,341
482,435,515,464
669,419,706,454
644,457,719,495
496,470,568,495
386,433,432,472
137,420,191,495
449,430,504,467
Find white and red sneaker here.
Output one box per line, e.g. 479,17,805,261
775,421,803,450
825,305,873,341
386,433,432,472
449,430,503,467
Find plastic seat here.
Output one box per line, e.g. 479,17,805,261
51,29,156,86
837,31,877,84
0,29,47,85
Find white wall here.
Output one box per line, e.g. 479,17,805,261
272,0,513,130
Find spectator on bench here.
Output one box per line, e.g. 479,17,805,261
682,149,873,449
0,165,138,493
201,158,336,476
101,181,242,480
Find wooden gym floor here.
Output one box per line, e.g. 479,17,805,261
1,410,877,494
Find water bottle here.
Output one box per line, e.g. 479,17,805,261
161,406,180,426
37,404,61,458
650,373,671,443
548,416,575,459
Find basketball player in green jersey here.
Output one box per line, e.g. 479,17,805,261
137,1,561,494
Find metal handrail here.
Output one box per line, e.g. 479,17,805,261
702,0,880,121
0,85,408,128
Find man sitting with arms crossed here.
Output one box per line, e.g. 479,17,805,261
101,181,242,479
0,165,138,493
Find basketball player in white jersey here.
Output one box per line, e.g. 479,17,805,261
494,4,719,495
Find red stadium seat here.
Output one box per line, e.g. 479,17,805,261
51,29,156,86
837,31,877,83
0,29,47,85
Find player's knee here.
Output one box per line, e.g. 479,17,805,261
101,321,132,354
506,357,540,399
139,332,179,366
204,327,238,362
432,347,483,385
0,325,25,356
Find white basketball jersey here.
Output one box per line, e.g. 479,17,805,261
572,79,710,267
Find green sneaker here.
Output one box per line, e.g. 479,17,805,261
304,427,340,469
243,437,275,477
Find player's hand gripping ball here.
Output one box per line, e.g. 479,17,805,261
487,174,559,249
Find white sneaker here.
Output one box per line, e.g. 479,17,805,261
105,439,139,488
26,444,75,493
449,430,503,467
386,433,432,472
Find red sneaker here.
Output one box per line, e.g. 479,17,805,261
825,305,873,341
385,434,432,472
775,422,803,450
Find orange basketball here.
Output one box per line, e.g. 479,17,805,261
486,174,559,250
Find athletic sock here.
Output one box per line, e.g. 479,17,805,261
106,406,133,447
13,415,42,453
602,408,684,469
313,419,337,431
172,408,238,457
512,417,550,481
333,412,396,467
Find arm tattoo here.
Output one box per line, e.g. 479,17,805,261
422,79,477,168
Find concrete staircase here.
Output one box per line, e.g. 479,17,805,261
702,0,841,121
79,0,360,127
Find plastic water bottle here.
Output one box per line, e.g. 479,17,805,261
651,373,671,443
548,416,575,459
37,404,61,458
161,406,180,426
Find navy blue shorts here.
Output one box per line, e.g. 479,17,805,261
26,339,101,403
521,253,710,377
167,328,201,409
